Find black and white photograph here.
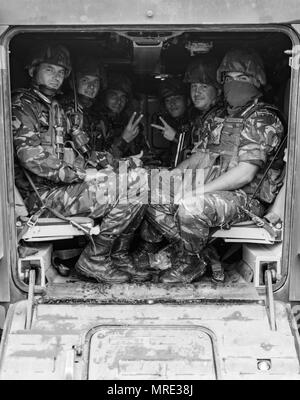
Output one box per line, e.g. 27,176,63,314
0,0,299,385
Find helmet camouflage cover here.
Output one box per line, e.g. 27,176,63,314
159,77,188,99
106,72,132,97
28,43,72,78
184,55,220,89
75,56,107,88
217,48,267,86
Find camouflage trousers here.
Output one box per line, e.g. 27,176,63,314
39,167,147,236
145,189,265,254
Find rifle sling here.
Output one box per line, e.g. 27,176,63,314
22,169,93,237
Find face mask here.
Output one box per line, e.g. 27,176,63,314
224,81,261,108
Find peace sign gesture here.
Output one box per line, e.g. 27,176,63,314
122,112,144,143
151,116,176,142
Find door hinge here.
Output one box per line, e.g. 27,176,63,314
285,46,300,71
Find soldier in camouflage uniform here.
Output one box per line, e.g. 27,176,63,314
178,54,225,164
135,57,226,279
151,78,192,168
145,49,285,284
95,72,150,159
133,78,192,270
12,43,149,284
59,56,106,158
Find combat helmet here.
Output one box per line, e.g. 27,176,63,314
217,48,266,87
184,55,220,89
28,43,72,78
76,57,100,77
106,72,132,97
75,56,107,88
159,77,188,99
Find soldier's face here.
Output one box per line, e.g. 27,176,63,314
77,75,100,99
223,72,255,84
164,95,187,118
190,83,218,111
105,90,127,114
34,63,65,90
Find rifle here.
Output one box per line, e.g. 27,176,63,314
174,129,187,168
220,134,287,237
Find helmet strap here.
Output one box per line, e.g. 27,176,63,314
31,79,57,98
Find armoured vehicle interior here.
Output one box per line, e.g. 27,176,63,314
0,1,300,377
7,29,292,303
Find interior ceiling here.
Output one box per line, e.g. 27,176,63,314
9,30,292,92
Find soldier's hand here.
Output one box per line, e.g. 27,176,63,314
129,150,144,168
84,168,114,182
122,112,144,143
151,117,176,141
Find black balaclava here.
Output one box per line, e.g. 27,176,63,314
224,81,261,112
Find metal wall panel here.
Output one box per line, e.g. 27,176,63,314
0,0,300,26
0,35,10,301
288,25,300,300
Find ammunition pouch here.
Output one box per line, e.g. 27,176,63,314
258,167,285,204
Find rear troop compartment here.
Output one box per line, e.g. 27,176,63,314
0,1,298,376
7,28,292,302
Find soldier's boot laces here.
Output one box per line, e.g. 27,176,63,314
159,246,207,284
111,234,153,282
75,234,130,284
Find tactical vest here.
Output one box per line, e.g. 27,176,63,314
14,89,69,159
191,103,225,146
60,95,102,153
13,89,82,193
206,100,286,204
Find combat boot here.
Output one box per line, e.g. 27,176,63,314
111,234,153,282
203,245,225,283
75,234,130,284
132,239,165,268
159,245,207,284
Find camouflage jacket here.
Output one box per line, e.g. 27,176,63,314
197,98,285,204
96,107,150,159
60,95,103,152
152,111,192,167
12,88,86,196
60,96,118,169
190,102,225,151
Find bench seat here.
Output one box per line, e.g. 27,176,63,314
20,217,94,242
211,221,280,244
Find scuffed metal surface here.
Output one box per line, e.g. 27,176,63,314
0,301,299,379
223,311,252,321
0,0,300,25
42,272,260,304
88,326,217,379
